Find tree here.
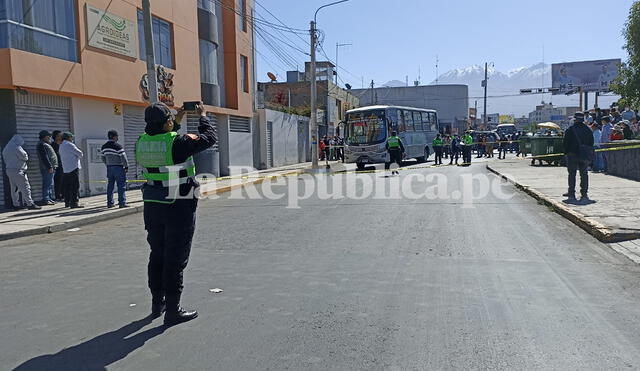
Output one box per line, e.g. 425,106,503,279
612,2,640,109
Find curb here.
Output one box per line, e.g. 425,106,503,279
486,164,640,243
0,169,304,242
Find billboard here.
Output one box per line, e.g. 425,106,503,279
552,59,621,94
499,115,515,124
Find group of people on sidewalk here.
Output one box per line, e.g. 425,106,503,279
1,129,130,211
319,135,345,162
2,131,84,210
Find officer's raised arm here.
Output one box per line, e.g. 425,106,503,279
178,102,217,157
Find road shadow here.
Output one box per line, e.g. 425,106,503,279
12,316,165,371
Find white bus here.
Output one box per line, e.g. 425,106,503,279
344,105,439,170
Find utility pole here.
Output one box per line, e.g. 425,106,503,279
310,20,318,168
483,62,488,126
142,0,158,103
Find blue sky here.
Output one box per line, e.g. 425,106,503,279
254,0,635,88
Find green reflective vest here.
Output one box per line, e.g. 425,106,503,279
135,132,196,203
433,137,443,147
463,135,473,145
387,136,401,149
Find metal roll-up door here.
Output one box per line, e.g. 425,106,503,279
188,112,220,176
14,93,71,203
123,105,147,185
186,112,219,151
0,154,4,207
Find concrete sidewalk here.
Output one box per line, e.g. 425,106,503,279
487,159,640,243
0,162,312,241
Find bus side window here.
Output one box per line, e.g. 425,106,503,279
404,110,414,131
422,112,431,132
429,112,438,131
413,111,423,131
398,110,406,132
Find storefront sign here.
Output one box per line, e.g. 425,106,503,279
140,66,175,106
86,4,138,58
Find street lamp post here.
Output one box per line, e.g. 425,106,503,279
335,42,352,85
310,0,349,169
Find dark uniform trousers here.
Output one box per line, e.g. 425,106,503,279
434,147,443,165
566,154,589,196
144,198,197,309
387,149,402,169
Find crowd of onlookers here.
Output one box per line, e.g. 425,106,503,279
319,135,345,162
2,129,129,211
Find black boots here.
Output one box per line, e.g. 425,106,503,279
151,300,166,319
164,307,198,326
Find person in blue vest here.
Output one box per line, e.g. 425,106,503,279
385,131,405,175
136,101,217,326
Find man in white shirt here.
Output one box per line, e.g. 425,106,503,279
59,132,84,208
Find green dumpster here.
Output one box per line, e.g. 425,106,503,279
530,136,564,166
519,135,533,156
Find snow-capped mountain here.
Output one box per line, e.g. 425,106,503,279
428,63,616,116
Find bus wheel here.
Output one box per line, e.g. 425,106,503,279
356,163,366,171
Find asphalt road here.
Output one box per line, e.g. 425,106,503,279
3,163,640,370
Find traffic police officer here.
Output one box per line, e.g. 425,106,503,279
462,131,473,165
136,101,217,326
385,131,405,175
432,134,444,165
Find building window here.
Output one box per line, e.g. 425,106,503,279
199,39,218,85
237,0,247,32
240,55,249,93
0,0,78,62
137,10,174,69
197,0,216,14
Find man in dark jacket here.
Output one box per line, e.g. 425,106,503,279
101,130,129,208
51,130,64,201
563,112,595,201
37,130,58,205
136,102,217,326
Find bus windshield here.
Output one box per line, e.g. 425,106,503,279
345,110,387,145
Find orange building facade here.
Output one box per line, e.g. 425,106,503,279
0,0,256,206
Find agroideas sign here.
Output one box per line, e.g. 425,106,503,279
86,4,138,58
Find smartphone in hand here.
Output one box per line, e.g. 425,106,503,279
183,101,200,111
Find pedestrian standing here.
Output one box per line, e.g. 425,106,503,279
449,136,460,165
486,134,495,158
462,131,473,165
443,135,451,159
59,132,84,208
36,130,58,205
385,130,405,175
101,130,129,208
433,134,443,165
591,123,603,172
563,112,594,201
136,102,216,326
2,135,41,210
600,116,612,172
51,130,64,201
498,134,507,160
